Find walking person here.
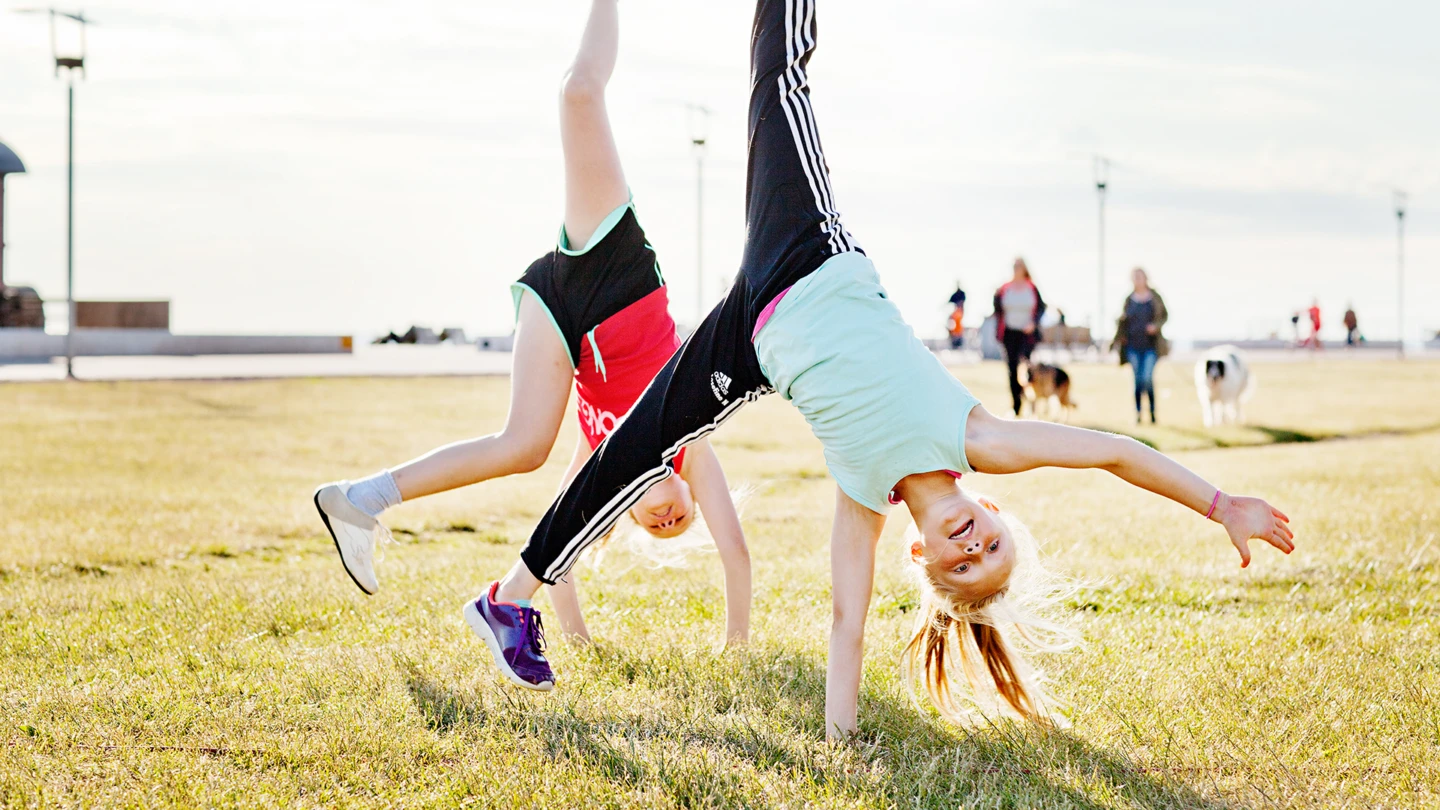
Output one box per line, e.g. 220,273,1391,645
1343,305,1360,347
311,0,752,647
462,0,1292,737
1306,299,1323,350
947,280,967,349
993,259,1045,416
1113,267,1169,425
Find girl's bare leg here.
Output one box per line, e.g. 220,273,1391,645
560,0,629,249
392,1,624,502
545,439,596,643
388,292,572,500
497,0,628,612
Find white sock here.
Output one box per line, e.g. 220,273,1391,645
346,470,402,518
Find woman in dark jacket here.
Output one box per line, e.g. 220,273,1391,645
1113,267,1168,424
993,258,1046,416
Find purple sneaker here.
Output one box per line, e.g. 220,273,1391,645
462,582,555,692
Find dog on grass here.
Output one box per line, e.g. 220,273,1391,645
1194,346,1254,427
1022,362,1076,422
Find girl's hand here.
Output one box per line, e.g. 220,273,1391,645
1215,494,1293,567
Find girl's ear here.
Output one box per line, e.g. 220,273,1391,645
978,498,1001,513
909,540,925,563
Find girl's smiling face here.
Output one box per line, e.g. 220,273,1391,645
911,491,1017,602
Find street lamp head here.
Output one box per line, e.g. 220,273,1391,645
1092,155,1110,191
0,142,26,176
1393,190,1407,219
686,103,711,151
12,6,91,77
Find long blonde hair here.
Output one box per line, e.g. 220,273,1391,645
902,501,1076,725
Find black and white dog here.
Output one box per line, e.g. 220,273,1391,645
1194,346,1254,427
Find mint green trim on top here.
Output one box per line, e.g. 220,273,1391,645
557,196,634,256
511,282,575,369
646,244,664,285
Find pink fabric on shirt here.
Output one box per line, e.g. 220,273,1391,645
751,286,793,342
887,470,963,505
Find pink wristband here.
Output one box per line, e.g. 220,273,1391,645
1204,490,1222,520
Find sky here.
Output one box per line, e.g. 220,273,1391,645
2,0,1438,342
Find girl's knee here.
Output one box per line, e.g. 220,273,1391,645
560,70,604,108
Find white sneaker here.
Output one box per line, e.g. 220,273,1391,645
313,481,389,595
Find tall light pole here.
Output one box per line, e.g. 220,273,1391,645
15,6,91,379
687,104,711,327
1394,190,1407,359
1093,155,1110,346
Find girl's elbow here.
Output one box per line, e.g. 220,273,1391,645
717,534,751,569
722,552,752,586
1103,435,1146,471
830,602,866,633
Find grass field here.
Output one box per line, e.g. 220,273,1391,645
2,358,1438,808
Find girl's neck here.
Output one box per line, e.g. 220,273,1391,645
895,470,962,513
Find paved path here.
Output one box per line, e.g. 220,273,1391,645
1,344,1433,383
0,345,513,382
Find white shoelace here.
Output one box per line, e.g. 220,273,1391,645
372,520,397,562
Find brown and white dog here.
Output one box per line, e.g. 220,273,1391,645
1022,362,1076,421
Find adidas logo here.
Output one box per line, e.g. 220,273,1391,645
710,371,732,402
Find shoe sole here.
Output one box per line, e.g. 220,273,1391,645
462,600,554,692
313,488,376,596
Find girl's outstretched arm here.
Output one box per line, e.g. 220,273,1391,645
826,488,887,739
965,406,1293,567
682,439,752,645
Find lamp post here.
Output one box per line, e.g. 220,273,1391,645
14,6,90,379
1093,155,1110,346
687,104,711,327
1394,190,1407,359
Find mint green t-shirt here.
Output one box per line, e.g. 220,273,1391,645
753,252,980,514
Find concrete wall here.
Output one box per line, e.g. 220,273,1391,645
75,301,170,329
0,329,353,359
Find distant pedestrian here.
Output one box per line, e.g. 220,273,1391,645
947,281,967,349
1290,312,1302,347
1306,300,1323,350
993,258,1045,416
1113,267,1169,425
1343,305,1361,346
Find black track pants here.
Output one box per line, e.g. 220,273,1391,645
520,0,860,583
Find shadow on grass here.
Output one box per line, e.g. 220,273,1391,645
1250,426,1319,444
1139,422,1440,451
401,647,1239,809
1081,419,1440,454
1167,424,1322,449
